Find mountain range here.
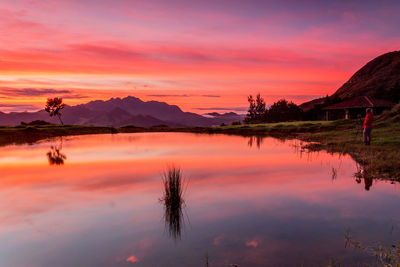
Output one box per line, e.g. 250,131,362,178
0,96,244,127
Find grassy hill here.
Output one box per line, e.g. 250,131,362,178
300,51,400,112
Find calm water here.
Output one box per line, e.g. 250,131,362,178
0,133,399,267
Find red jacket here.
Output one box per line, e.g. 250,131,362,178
364,113,374,128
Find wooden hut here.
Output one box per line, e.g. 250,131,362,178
323,96,395,120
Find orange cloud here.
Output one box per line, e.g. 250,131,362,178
0,0,399,114
126,255,139,263
246,240,259,248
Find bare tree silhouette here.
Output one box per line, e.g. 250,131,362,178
45,97,65,125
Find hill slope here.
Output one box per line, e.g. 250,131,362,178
332,51,400,100
301,51,400,111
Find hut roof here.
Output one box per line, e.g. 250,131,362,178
323,96,395,110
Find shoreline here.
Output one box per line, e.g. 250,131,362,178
1,120,399,180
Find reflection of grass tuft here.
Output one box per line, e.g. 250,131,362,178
160,166,185,240
345,229,400,266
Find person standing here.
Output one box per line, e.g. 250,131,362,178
363,108,374,145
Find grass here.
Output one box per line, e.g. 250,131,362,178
160,166,186,240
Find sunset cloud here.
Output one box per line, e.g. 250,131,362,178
147,94,191,98
195,107,248,112
245,240,259,248
0,104,38,112
0,0,399,112
147,94,221,98
0,88,71,96
126,255,139,263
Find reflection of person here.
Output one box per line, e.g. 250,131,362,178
363,108,374,146
364,177,373,191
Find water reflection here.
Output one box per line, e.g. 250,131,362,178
46,145,67,165
160,166,186,241
1,133,400,266
247,136,265,149
354,165,374,191
331,167,338,181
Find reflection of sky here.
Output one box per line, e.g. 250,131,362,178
0,133,399,266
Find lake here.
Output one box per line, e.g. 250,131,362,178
0,133,399,266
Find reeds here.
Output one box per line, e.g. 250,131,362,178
160,166,186,240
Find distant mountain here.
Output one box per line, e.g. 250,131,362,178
301,51,400,111
204,112,245,121
0,96,244,127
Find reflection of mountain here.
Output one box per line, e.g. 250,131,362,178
47,146,67,165
160,167,186,241
0,96,244,127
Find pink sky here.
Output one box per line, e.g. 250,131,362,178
0,0,399,113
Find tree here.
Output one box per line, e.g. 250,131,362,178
266,99,303,122
245,93,266,123
45,97,65,124
255,94,266,120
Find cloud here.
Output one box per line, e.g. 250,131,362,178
0,104,40,112
201,94,220,98
195,107,248,112
147,94,221,98
0,87,88,99
0,8,45,32
70,44,146,60
213,234,224,245
0,104,38,108
0,0,398,110
66,41,334,70
147,94,191,97
0,87,71,96
126,255,139,263
262,94,324,100
60,94,88,99
245,240,259,248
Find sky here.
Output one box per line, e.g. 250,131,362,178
0,0,399,113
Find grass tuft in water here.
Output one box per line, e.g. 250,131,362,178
160,166,185,240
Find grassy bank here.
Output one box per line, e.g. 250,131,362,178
1,117,399,180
